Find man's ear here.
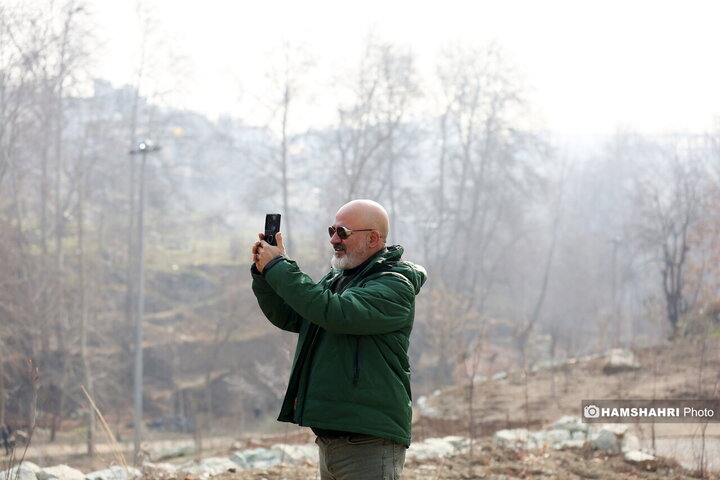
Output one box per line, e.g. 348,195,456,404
368,230,382,248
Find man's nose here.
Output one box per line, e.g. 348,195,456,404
330,232,342,244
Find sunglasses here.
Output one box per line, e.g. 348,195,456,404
328,226,374,239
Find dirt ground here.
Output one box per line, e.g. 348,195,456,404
18,339,720,479
211,440,705,480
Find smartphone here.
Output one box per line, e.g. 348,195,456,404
264,213,281,246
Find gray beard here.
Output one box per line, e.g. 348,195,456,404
331,253,355,270
330,245,368,270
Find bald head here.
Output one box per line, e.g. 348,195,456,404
330,199,390,269
336,199,389,241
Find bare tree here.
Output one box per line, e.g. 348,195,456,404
253,42,315,253
331,36,420,215
632,137,708,337
430,42,540,315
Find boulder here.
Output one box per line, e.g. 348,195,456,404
270,444,317,464
492,429,532,449
151,444,195,461
554,416,588,434
492,371,508,381
492,418,601,451
178,457,237,479
624,450,657,470
86,466,141,480
231,448,281,469
37,466,85,480
416,396,440,417
139,463,176,478
602,348,640,374
602,423,629,436
17,463,41,474
407,436,469,460
533,428,571,449
590,428,620,454
200,457,237,472
229,451,249,469
621,434,640,453
1,466,38,480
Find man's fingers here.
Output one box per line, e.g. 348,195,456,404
276,232,285,251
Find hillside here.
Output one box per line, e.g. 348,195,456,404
19,338,719,479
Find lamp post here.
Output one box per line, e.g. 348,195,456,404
129,139,161,463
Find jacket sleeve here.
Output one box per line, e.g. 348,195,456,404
251,265,302,333
263,258,415,335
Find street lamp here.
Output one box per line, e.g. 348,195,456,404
129,139,161,463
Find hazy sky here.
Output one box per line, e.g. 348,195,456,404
91,0,720,135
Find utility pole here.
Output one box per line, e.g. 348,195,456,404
129,139,161,464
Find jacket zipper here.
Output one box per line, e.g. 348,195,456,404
352,336,361,385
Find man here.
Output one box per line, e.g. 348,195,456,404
251,199,426,480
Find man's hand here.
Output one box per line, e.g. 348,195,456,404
252,232,286,272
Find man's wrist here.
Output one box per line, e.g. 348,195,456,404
263,255,286,274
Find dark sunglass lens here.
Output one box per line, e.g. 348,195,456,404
329,226,351,239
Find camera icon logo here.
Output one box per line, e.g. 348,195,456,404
584,404,600,418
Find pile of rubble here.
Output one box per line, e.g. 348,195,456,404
0,436,477,480
0,414,661,480
492,416,656,469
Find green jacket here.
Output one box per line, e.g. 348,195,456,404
251,245,426,446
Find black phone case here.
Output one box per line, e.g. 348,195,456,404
264,214,281,246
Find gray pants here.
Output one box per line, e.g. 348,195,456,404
315,434,406,480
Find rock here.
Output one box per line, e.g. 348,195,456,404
532,429,570,449
37,466,85,480
229,451,249,469
139,463,176,478
491,419,601,451
554,416,588,433
86,466,141,480
1,466,38,480
231,448,282,469
176,461,206,479
531,359,562,371
621,434,640,453
17,463,41,474
492,429,531,449
602,348,640,374
200,458,237,474
558,439,586,449
151,444,196,461
601,423,629,436
590,428,620,454
200,457,237,475
416,396,440,417
624,450,657,470
270,444,317,464
492,371,508,380
177,458,236,480
407,436,469,459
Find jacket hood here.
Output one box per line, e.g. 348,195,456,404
370,245,427,295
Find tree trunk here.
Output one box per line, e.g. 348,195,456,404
78,152,95,455
280,84,292,253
